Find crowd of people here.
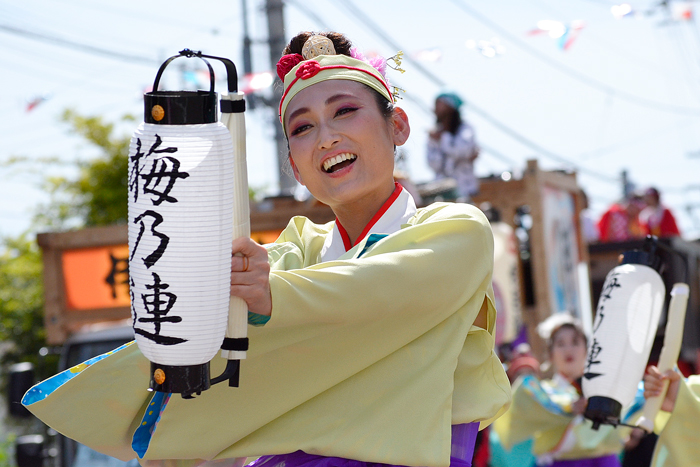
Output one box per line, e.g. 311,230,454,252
477,314,698,467
595,187,681,243
423,91,683,247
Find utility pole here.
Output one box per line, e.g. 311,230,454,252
265,0,296,196
241,0,253,76
621,170,634,200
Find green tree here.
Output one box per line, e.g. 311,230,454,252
0,111,134,460
1,111,133,380
0,235,57,381
34,110,133,231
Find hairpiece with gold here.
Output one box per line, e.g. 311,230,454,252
387,51,405,74
277,36,409,133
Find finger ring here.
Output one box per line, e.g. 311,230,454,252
242,255,249,272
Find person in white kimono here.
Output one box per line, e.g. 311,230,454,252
426,92,480,203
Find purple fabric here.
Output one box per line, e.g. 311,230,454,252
510,324,529,348
550,454,621,467
246,423,479,467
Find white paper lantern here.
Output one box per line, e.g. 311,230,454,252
127,50,247,397
582,245,665,428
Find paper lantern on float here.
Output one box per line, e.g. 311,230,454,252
582,237,665,428
127,50,249,398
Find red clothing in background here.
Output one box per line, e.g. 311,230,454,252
640,206,681,238
597,204,644,242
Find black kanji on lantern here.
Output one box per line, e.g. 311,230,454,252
133,272,187,346
593,271,622,333
131,210,170,268
129,134,180,203
583,337,604,380
140,145,189,206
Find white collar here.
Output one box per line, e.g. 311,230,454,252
320,186,417,263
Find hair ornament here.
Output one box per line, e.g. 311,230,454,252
387,51,406,74
301,35,337,60
277,53,303,81
349,47,367,62
392,85,406,101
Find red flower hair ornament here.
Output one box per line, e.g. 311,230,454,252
276,54,303,81
295,61,321,80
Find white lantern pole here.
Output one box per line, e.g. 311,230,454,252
220,94,249,364
190,52,251,388
582,237,666,429
636,282,689,433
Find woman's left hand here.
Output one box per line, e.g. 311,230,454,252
230,237,272,316
644,366,681,412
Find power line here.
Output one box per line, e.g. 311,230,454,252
449,0,700,117
335,0,619,183
0,24,160,66
577,119,698,161
478,143,519,166
284,0,332,30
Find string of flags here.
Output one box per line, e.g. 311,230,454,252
527,20,586,51
466,39,507,58
612,2,693,21
26,95,50,113
21,3,697,112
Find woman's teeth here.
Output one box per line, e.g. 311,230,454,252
323,153,357,173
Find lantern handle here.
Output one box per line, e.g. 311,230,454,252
179,49,239,94
151,50,216,96
187,50,239,94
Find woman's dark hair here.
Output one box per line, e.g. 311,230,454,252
444,106,462,135
282,31,353,57
282,31,394,122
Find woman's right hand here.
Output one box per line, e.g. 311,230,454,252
644,366,681,412
230,237,272,316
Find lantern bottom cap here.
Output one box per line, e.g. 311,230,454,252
584,396,623,430
149,361,210,398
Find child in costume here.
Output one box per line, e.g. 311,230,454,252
488,344,540,467
493,313,628,466
23,31,511,467
641,366,700,467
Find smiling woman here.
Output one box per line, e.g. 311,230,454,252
22,31,511,467
285,79,408,243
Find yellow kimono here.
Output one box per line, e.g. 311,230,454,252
650,375,700,467
23,202,511,467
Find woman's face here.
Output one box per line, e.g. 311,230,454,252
284,80,409,211
550,326,587,382
434,98,454,125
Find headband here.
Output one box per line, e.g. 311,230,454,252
277,37,396,135
437,92,463,110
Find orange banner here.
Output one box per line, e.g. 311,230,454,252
60,231,279,311
62,245,130,310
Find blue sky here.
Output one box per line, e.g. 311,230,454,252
2,0,700,238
